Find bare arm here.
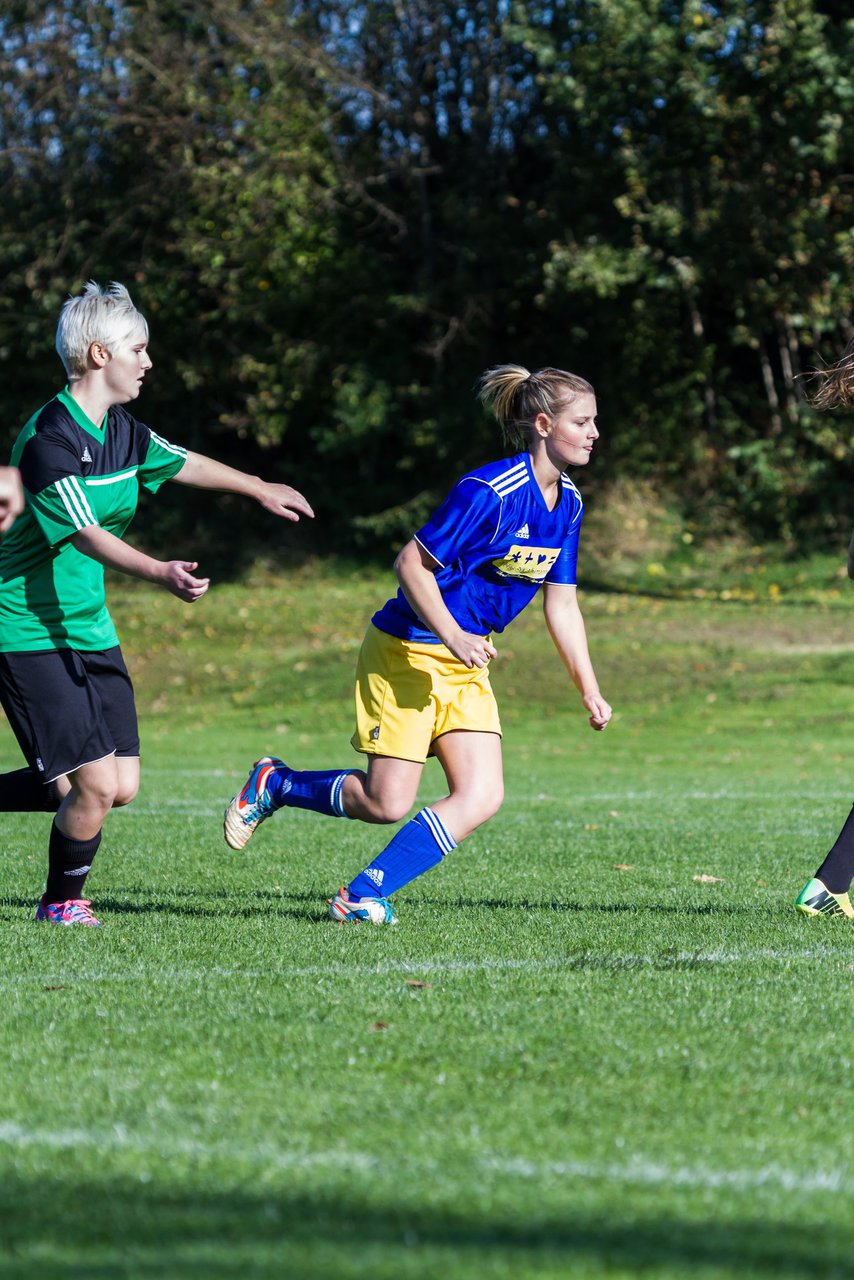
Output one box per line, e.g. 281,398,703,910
542,582,611,731
71,526,210,603
172,451,314,523
394,538,498,668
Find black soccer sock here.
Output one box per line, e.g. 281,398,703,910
814,804,854,895
0,768,61,812
43,822,102,904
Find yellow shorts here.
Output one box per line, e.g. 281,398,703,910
351,624,502,763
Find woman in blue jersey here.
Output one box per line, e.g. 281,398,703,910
0,281,313,926
225,364,611,924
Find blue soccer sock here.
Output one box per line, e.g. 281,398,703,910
269,766,354,818
347,807,458,900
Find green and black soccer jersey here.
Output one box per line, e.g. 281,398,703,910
0,388,187,652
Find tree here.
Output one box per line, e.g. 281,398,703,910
514,0,854,537
1,0,851,551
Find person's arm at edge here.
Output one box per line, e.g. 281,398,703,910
0,467,24,533
542,581,611,730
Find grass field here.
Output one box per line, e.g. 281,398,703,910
1,557,853,1279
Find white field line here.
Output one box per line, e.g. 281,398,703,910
1,945,849,992
485,1154,851,1195
0,1119,847,1196
0,1120,375,1173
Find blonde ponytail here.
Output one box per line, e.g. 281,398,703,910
477,364,594,448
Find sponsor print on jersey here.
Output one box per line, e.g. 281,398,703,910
491,544,560,582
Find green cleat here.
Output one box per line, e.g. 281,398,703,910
795,878,854,919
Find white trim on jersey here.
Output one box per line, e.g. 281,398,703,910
418,474,505,560
148,430,188,459
560,474,584,530
465,477,505,546
86,468,139,487
55,476,97,529
414,533,446,568
560,473,583,499
491,460,529,498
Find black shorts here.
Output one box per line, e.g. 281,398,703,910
0,646,139,783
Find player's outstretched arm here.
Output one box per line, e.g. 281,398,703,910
171,452,314,523
71,526,210,603
395,538,498,669
542,582,611,731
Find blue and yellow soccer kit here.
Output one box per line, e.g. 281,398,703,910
353,451,585,761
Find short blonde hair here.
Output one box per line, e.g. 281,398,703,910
56,281,149,379
477,364,595,449
809,336,854,410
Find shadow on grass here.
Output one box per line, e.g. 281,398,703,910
420,893,754,918
0,889,757,927
0,889,327,925
0,1173,850,1279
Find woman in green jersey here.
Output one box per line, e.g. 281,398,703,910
0,281,313,925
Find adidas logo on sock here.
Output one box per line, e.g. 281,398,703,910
514,523,530,539
365,867,384,889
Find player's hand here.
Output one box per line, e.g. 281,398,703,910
163,560,210,603
584,692,612,731
447,630,498,669
0,467,24,533
256,483,315,522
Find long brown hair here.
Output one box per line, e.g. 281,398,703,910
477,364,595,449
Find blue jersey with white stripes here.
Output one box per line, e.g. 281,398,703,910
0,388,187,652
372,451,584,643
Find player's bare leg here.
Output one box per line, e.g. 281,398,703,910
430,729,504,840
336,731,504,924
37,755,121,926
339,756,424,824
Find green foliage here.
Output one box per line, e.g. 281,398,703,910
516,0,854,537
0,1,853,550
